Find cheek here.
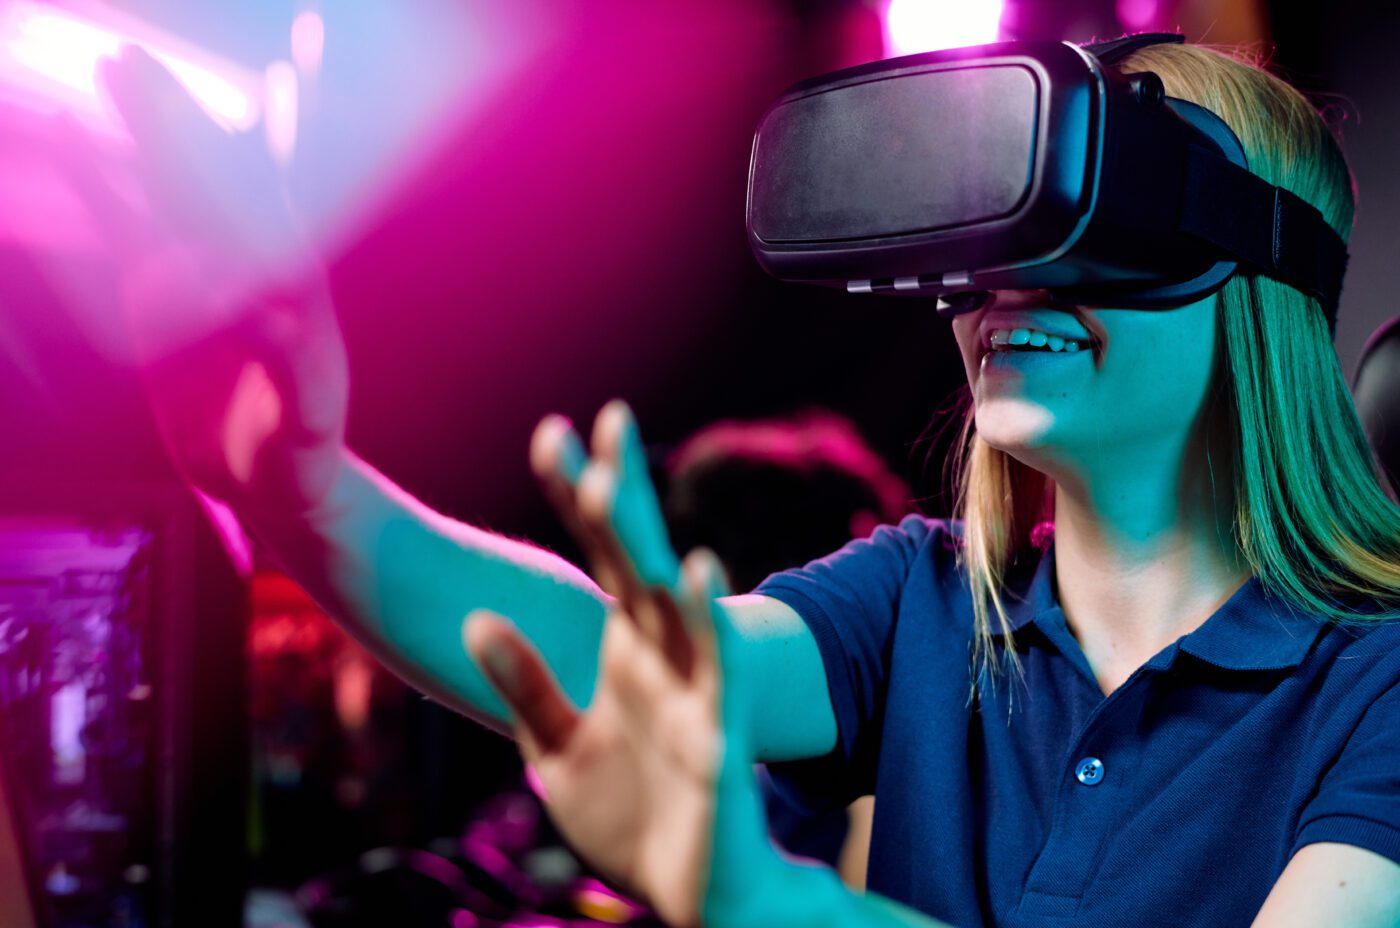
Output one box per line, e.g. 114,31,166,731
1097,324,1217,428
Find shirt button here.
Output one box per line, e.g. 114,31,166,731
1075,757,1105,786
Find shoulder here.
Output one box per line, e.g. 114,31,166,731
1312,612,1400,681
1268,602,1400,737
772,513,961,576
870,513,962,550
839,514,966,585
750,513,968,619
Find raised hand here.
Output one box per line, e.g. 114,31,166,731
67,46,347,513
463,401,782,928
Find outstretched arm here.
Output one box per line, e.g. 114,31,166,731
250,444,610,728
84,49,834,751
254,408,833,749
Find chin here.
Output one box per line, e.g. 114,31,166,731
973,400,1056,455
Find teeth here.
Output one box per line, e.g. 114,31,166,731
988,328,1086,353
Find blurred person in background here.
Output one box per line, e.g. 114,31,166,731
662,410,911,887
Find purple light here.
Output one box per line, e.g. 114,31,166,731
51,681,87,785
883,0,1004,56
6,5,118,97
0,2,258,131
524,763,550,802
1116,0,1161,30
264,59,299,164
291,10,325,76
164,57,256,130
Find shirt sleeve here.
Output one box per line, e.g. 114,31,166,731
1292,678,1400,866
753,513,944,810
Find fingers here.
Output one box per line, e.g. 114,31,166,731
96,45,294,271
531,402,697,677
464,610,580,757
97,46,208,143
582,403,699,675
678,546,737,669
592,400,680,588
529,413,593,560
96,47,231,221
577,464,698,678
529,414,632,600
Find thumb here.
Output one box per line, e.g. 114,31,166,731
463,610,580,758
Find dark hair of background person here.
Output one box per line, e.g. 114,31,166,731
662,409,913,596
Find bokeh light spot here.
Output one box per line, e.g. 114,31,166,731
883,0,1004,56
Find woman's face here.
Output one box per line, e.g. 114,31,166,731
950,289,1220,482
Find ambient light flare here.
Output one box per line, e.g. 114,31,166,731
883,0,1005,55
0,1,260,132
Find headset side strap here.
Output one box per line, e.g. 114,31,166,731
1179,145,1347,327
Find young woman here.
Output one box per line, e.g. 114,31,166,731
96,38,1400,928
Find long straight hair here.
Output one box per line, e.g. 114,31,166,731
953,43,1400,702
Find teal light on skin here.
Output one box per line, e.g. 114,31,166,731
585,402,682,589
951,289,1251,689
465,408,957,928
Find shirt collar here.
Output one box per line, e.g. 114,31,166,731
989,544,1326,671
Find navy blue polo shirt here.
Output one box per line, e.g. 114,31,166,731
754,515,1400,928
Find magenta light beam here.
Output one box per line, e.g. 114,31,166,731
0,2,258,132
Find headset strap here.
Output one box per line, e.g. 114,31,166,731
1085,32,1348,327
1182,146,1348,328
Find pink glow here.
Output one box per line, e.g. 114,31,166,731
51,681,87,785
333,654,374,733
1,3,258,131
6,6,118,96
223,361,283,487
0,149,105,250
883,0,1004,55
1116,0,1161,30
163,56,256,130
264,60,299,164
523,763,549,802
291,10,325,76
193,491,254,578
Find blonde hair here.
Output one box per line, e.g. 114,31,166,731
954,42,1400,705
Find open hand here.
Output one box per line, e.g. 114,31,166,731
463,401,780,928
63,46,347,512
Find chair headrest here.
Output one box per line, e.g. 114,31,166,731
1354,316,1400,495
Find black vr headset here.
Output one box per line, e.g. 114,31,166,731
745,33,1349,328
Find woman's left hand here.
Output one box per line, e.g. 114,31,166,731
462,401,782,928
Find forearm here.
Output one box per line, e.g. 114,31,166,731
241,447,609,730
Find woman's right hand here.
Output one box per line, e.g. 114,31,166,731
80,46,348,514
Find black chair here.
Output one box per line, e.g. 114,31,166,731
1354,316,1400,496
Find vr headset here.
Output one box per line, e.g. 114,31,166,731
745,33,1348,328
